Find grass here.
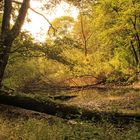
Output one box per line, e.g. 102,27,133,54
0,104,140,140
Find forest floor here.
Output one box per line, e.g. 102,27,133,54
0,103,140,140
17,85,140,115
60,89,140,115
0,87,140,139
0,87,140,119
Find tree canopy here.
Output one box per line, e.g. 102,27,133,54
0,0,140,89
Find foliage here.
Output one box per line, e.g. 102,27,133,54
48,16,75,37
1,0,140,89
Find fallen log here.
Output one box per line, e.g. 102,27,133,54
0,91,140,124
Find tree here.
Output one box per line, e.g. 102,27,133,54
0,0,80,87
0,0,30,87
48,16,74,38
102,0,140,66
83,0,140,70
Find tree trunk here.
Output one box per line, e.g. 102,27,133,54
0,38,12,87
0,0,30,87
130,41,139,66
80,12,88,57
130,17,140,64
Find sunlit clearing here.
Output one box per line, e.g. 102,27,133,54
22,0,79,42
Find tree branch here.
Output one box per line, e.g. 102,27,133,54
9,0,30,41
86,31,93,42
12,0,56,35
30,7,56,35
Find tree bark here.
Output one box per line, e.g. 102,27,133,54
0,37,13,87
130,40,139,65
0,0,12,86
1,0,12,35
130,16,140,64
0,0,30,87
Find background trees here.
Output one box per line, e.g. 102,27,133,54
1,0,140,90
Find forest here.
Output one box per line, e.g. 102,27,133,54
0,0,140,139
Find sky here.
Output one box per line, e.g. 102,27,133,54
22,0,79,42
